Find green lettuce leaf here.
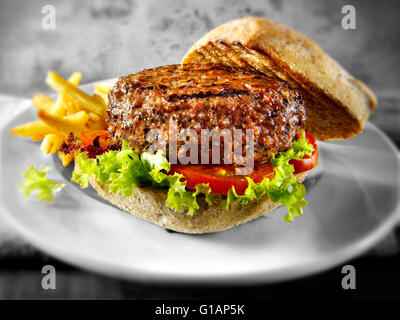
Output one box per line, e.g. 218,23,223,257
73,152,97,188
165,173,199,215
223,130,314,222
74,142,201,214
195,183,223,206
73,131,314,221
19,165,65,203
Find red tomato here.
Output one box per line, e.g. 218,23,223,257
80,130,113,151
169,163,274,195
170,132,318,195
289,132,318,174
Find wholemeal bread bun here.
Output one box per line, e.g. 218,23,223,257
88,170,308,234
182,17,377,140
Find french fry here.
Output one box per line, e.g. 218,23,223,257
88,112,101,122
58,151,74,167
52,72,82,117
32,94,56,112
31,135,46,141
46,72,105,115
40,133,65,154
37,110,87,135
10,121,58,137
94,83,112,95
59,94,79,114
68,72,82,85
94,84,112,104
86,119,108,130
92,93,108,106
64,110,90,127
11,70,110,168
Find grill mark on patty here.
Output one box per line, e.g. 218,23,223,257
167,89,251,102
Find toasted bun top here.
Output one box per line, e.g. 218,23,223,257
182,17,377,140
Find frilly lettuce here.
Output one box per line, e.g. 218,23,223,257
223,130,314,222
19,165,65,203
73,132,314,221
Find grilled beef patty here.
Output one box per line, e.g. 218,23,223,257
107,64,306,164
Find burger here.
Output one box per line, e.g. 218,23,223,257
69,18,376,233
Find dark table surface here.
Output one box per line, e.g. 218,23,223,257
1,249,400,299
0,0,399,300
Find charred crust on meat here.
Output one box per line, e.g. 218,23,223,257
107,64,306,164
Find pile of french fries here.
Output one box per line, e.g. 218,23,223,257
10,72,113,166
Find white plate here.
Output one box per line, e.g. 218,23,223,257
1,81,400,284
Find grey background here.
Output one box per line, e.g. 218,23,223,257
0,0,399,96
0,0,399,299
0,0,399,144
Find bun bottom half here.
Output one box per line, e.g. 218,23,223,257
88,171,309,234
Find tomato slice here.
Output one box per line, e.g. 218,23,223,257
80,130,113,151
289,132,318,174
169,163,274,195
170,132,318,195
